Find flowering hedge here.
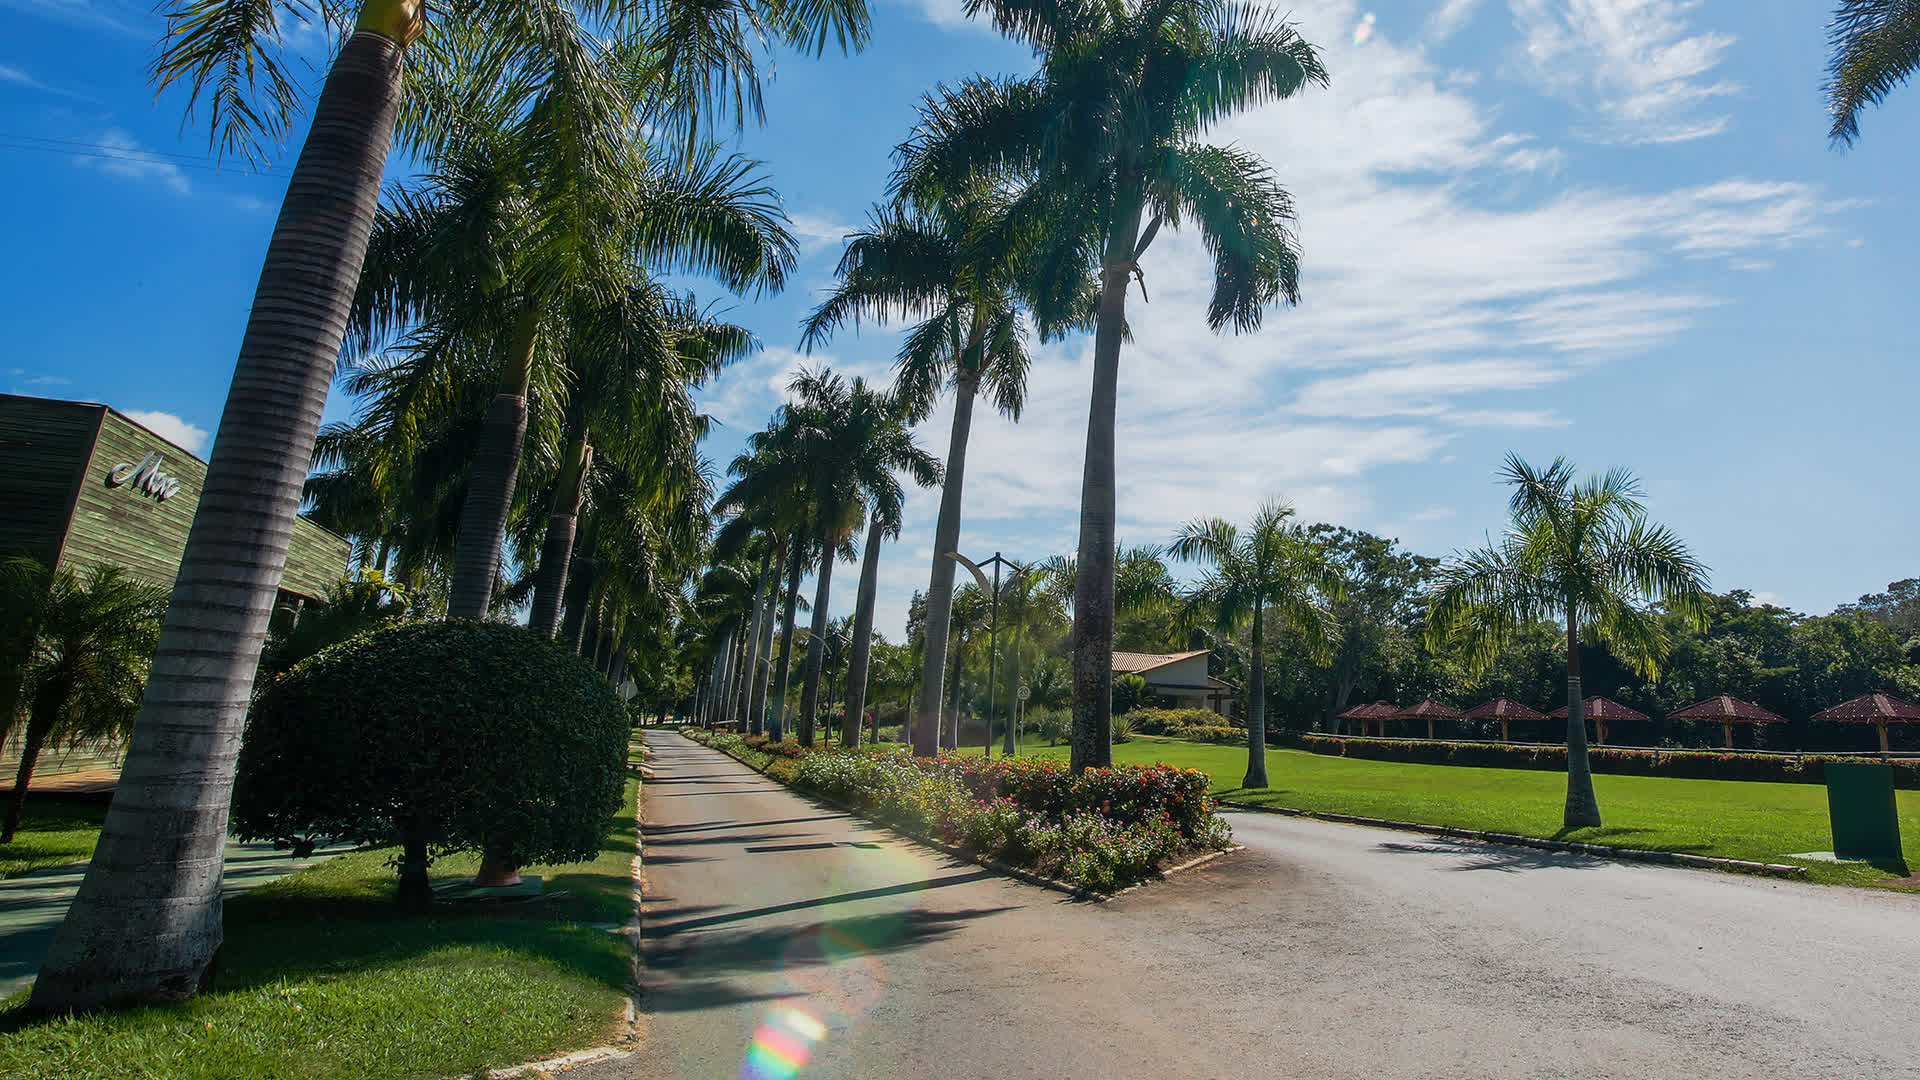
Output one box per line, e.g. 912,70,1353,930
1298,734,1920,788
682,730,1230,893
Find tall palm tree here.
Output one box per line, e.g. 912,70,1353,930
802,191,1085,756
1427,456,1710,827
38,0,870,1012
0,561,168,844
893,0,1327,771
1170,502,1339,789
770,370,939,746
1825,0,1920,144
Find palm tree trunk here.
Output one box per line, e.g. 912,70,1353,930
843,516,886,748
1,686,63,844
1069,217,1140,773
946,631,967,750
747,535,783,736
912,369,980,757
1244,601,1268,789
527,424,592,637
32,17,409,1013
738,544,774,733
1563,606,1601,827
798,551,838,747
769,529,805,741
447,299,540,620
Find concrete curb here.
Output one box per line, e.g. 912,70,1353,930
1216,799,1810,880
685,736,1237,903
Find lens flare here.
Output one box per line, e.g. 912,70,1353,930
1352,11,1376,46
743,1005,828,1080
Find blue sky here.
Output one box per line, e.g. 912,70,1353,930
5,0,1918,641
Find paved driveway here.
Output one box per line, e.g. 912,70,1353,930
585,732,1920,1079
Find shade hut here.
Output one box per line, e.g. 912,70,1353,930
1548,696,1649,746
1336,700,1396,738
1464,697,1547,742
1667,694,1786,749
1395,698,1464,740
1812,691,1920,752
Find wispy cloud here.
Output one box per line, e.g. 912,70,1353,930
788,211,857,257
1510,0,1740,144
80,128,192,195
1,0,142,35
22,374,71,386
123,410,210,454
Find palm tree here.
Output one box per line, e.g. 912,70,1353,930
802,191,1084,756
38,0,870,1011
1170,502,1339,789
0,561,168,844
1427,456,1710,827
893,0,1327,771
1825,0,1920,145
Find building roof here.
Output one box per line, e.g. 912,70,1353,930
1463,697,1547,720
1548,696,1650,721
1394,697,1463,720
1668,694,1786,723
1111,649,1212,675
1812,691,1920,723
1336,699,1397,719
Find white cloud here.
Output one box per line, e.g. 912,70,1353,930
1510,0,1740,144
1426,0,1484,42
22,374,71,386
0,63,46,89
83,128,192,195
893,0,981,32
123,410,209,454
788,211,857,256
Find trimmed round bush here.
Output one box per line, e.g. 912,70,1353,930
234,621,628,905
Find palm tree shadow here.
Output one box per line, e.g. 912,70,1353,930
1375,838,1607,873
1550,826,1710,853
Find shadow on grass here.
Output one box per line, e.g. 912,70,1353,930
1551,826,1710,853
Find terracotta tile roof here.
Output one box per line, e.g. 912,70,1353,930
1547,696,1650,721
1667,694,1786,723
1463,697,1546,720
1110,649,1212,675
1393,697,1464,720
1812,691,1920,723
1335,699,1397,719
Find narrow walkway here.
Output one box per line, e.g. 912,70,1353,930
577,731,1920,1080
0,839,344,998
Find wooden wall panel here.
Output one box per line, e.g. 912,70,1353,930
0,395,102,566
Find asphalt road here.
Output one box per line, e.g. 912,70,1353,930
587,732,1920,1079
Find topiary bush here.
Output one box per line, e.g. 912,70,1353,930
233,621,628,907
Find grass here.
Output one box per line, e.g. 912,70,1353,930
0,740,644,1080
0,796,108,879
1009,737,1920,889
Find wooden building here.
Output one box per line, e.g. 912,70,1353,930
1,393,349,600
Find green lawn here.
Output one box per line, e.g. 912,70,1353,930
0,797,108,879
1012,737,1920,888
0,742,644,1080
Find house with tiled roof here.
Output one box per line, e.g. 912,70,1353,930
1111,649,1233,716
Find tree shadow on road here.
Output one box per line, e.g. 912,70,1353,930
1374,838,1608,873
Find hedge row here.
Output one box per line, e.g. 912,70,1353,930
683,730,1231,892
1297,734,1920,788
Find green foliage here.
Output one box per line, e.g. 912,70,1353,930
1111,672,1149,715
1300,734,1920,788
234,622,626,875
1110,712,1136,743
1127,708,1235,736
1024,705,1071,745
1180,724,1246,746
258,570,410,682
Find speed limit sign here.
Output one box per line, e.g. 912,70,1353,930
1016,685,1031,702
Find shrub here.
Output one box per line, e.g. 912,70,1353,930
1182,724,1245,745
1297,734,1920,788
234,621,628,906
1025,706,1071,746
1112,672,1149,715
1128,708,1232,736
1111,713,1136,743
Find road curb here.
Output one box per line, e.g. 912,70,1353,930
680,734,1237,903
1216,799,1809,879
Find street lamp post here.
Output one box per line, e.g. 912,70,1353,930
946,551,1027,761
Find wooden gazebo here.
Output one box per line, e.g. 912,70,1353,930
1812,691,1920,752
1464,697,1546,742
1548,696,1648,746
1336,700,1396,738
1395,698,1464,740
1668,694,1786,748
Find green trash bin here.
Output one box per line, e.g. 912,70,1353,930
1826,761,1903,861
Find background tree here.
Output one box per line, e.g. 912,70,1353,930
1825,0,1920,144
1427,456,1710,828
1171,502,1338,788
0,561,167,844
894,0,1328,770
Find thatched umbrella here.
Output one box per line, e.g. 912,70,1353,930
1812,691,1920,752
1336,699,1396,738
1668,694,1786,749
1548,696,1648,746
1395,697,1464,740
1464,697,1547,742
